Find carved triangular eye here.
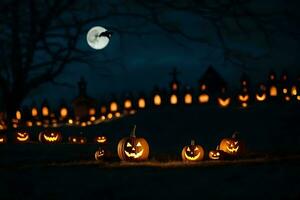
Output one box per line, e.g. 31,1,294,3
187,147,191,151
136,142,142,147
194,147,199,151
234,141,238,145
126,142,132,147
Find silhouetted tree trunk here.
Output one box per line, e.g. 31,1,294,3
1,0,298,129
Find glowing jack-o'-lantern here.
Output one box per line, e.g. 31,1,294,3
15,131,30,143
181,140,204,162
68,136,87,144
256,94,266,101
218,97,231,107
255,84,267,102
209,146,224,160
238,94,249,102
95,136,107,144
117,125,149,161
0,134,7,144
39,130,62,143
219,132,245,157
95,148,105,160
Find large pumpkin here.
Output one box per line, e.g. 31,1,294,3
117,125,149,161
181,140,204,162
219,132,245,157
15,131,30,143
39,130,62,143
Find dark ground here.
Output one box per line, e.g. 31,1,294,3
0,103,300,199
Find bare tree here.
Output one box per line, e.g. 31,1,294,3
0,0,298,126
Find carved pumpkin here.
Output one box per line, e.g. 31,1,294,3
15,131,30,143
95,147,105,160
219,132,245,157
256,93,266,102
95,136,107,144
238,94,249,102
209,146,224,160
39,130,62,143
181,140,204,162
255,84,267,102
117,125,149,161
218,97,231,107
68,136,87,144
0,134,7,144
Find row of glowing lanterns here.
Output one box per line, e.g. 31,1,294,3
0,126,244,162
9,83,299,129
3,70,300,130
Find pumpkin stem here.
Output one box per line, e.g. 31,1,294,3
131,125,137,137
191,139,195,145
232,131,239,139
216,145,219,150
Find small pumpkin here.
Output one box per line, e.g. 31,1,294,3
0,134,7,144
39,130,62,143
95,136,107,144
95,147,105,160
219,132,245,157
117,125,149,161
181,140,204,162
15,131,30,143
208,146,225,160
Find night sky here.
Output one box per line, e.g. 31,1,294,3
15,0,300,107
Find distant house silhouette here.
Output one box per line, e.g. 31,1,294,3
72,77,97,121
198,66,227,93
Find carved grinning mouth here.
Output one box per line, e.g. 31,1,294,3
125,149,144,159
43,134,59,142
210,154,220,160
184,151,201,161
17,133,29,142
226,146,239,153
256,94,266,101
96,137,106,143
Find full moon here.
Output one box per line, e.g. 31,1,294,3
86,26,110,50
